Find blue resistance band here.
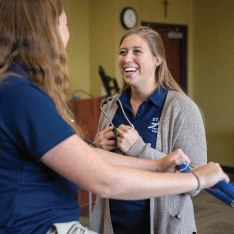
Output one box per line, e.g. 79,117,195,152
177,163,234,208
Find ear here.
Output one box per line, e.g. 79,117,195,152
154,56,162,67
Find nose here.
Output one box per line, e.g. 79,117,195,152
123,52,133,63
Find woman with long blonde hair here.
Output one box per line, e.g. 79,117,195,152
92,26,207,234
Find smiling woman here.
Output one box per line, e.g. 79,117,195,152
91,26,208,234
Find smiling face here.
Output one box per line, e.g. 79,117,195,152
118,34,161,90
58,10,70,48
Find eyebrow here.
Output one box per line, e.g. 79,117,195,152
119,46,144,50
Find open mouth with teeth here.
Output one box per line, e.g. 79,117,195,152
124,67,138,73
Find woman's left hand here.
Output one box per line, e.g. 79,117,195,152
117,124,140,153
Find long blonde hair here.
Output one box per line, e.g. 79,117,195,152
119,26,184,94
0,0,82,136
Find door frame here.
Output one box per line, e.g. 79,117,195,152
142,22,188,92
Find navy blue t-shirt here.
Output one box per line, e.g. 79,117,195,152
110,87,168,234
0,63,80,233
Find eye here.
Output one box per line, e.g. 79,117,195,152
134,49,142,54
119,50,127,55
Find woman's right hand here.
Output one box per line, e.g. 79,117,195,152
96,126,117,151
192,162,230,189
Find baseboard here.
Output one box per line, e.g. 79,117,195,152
221,165,234,174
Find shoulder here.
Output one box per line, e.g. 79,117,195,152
1,76,45,94
166,90,199,110
164,90,203,120
0,76,57,129
0,76,52,107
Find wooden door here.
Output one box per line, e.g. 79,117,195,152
142,23,188,92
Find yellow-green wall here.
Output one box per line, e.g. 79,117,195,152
193,0,234,167
63,0,234,168
64,0,90,99
64,0,193,98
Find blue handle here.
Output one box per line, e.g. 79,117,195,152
206,188,234,207
177,162,234,208
176,162,191,172
215,180,234,200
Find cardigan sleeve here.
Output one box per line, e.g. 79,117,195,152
173,97,207,196
126,91,207,197
160,91,207,196
126,137,167,160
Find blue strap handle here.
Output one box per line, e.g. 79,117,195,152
215,180,234,200
177,163,234,208
205,188,234,207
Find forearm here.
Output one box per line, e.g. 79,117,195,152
41,135,227,201
98,166,199,200
126,137,166,160
93,148,159,172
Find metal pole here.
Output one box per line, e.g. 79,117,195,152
88,191,92,226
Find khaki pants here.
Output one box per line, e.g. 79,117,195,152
47,221,98,234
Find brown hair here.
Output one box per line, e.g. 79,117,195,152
119,26,184,94
0,0,83,135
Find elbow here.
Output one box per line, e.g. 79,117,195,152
91,183,118,199
94,186,113,198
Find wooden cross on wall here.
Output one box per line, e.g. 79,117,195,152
162,0,169,18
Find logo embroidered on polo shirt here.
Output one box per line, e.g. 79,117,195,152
148,118,159,133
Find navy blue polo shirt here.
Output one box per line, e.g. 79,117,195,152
0,62,80,234
110,87,168,234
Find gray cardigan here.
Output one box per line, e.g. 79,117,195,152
90,90,207,234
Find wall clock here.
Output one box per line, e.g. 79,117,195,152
120,7,137,29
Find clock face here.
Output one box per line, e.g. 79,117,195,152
121,7,137,29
